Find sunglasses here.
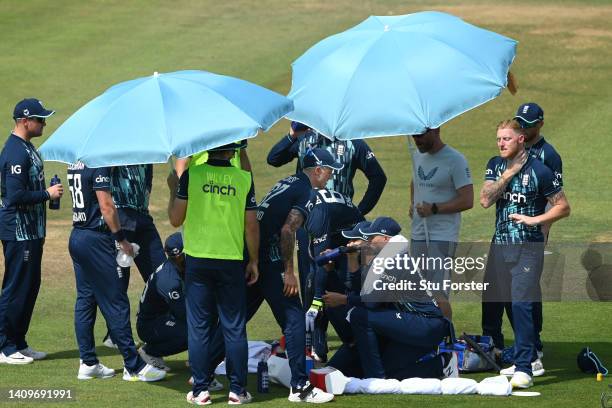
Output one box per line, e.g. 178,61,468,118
28,117,46,124
517,118,539,129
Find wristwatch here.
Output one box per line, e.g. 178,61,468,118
431,203,438,214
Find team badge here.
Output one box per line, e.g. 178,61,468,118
522,174,530,186
336,144,345,156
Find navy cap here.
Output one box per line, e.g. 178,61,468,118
291,121,309,132
13,98,55,120
164,232,184,257
514,103,544,128
341,221,371,240
359,217,401,237
302,148,343,171
577,347,608,375
208,139,248,152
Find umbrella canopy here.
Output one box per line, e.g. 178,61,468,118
287,11,517,140
40,70,293,167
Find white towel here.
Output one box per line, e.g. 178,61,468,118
476,375,512,396
400,378,442,394
344,378,401,394
344,377,365,394
214,341,272,375
267,355,292,388
441,378,478,394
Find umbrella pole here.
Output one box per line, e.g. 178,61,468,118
406,136,430,247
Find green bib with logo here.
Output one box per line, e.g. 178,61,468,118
183,163,251,259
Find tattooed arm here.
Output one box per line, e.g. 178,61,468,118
480,177,512,209
480,150,528,208
509,191,571,226
279,209,305,296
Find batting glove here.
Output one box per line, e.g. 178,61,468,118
305,299,323,332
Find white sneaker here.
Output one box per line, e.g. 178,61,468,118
18,347,47,360
102,334,118,349
138,347,170,371
510,371,533,388
228,391,252,405
289,382,334,403
500,358,545,377
187,391,212,405
122,364,166,382
0,351,33,365
189,377,224,391
78,361,115,379
442,352,459,378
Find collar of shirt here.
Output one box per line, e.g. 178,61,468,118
206,159,232,167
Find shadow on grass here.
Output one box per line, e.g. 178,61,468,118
46,346,129,360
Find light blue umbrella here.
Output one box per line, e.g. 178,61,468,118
40,70,293,167
287,11,517,139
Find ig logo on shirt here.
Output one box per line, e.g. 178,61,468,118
10,165,21,174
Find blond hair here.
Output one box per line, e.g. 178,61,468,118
497,119,526,135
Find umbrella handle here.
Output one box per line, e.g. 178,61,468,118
406,136,430,247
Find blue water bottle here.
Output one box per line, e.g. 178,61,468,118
49,175,61,210
305,330,313,355
257,359,269,393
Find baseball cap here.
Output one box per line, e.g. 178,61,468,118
341,221,371,240
291,121,309,132
359,217,401,237
514,103,544,128
302,148,343,171
164,232,184,257
13,98,55,120
208,139,248,152
577,347,608,375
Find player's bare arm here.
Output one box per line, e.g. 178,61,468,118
167,171,186,227
96,190,134,257
280,209,304,296
244,210,260,286
509,190,571,226
481,150,528,208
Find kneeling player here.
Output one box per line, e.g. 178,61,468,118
349,217,458,379
136,232,187,371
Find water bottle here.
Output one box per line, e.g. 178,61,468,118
305,331,313,356
315,247,342,266
257,359,269,393
116,242,140,267
49,175,61,210
314,246,358,266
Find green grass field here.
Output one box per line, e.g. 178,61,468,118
1,1,611,407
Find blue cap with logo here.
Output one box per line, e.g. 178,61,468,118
291,121,309,132
13,98,55,120
359,217,401,237
302,148,343,171
514,102,544,128
164,232,184,257
577,347,608,375
341,221,371,240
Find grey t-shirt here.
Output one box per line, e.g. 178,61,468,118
411,145,472,242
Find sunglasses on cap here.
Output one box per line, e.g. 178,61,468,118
516,118,539,129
